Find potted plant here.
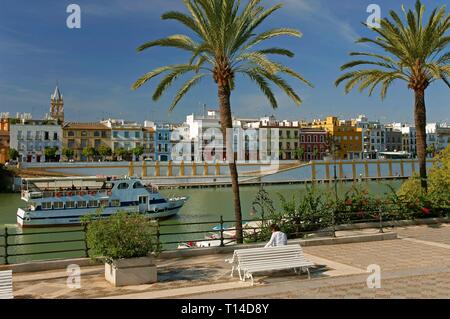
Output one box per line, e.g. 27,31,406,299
83,212,160,287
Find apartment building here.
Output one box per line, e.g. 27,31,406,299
312,116,362,160
62,122,110,161
10,117,62,163
0,114,10,164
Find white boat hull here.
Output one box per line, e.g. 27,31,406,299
17,203,184,227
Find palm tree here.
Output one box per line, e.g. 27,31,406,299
132,0,311,242
336,0,450,192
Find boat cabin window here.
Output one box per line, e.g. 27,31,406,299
111,199,120,207
118,183,129,190
42,202,52,210
88,200,98,208
53,202,64,210
66,201,75,209
100,199,109,207
77,201,87,208
138,196,148,204
133,182,144,189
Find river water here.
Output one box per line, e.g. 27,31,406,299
0,180,402,263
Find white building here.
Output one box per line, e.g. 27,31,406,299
101,119,143,152
10,118,62,163
354,115,386,159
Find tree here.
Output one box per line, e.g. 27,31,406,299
44,146,58,162
132,0,311,243
62,148,75,161
132,146,144,160
426,144,436,157
98,145,112,160
336,0,450,192
295,147,305,161
114,147,127,158
82,147,97,161
8,148,19,161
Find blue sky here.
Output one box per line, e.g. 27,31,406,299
0,0,449,124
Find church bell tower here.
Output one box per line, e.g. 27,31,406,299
50,85,64,123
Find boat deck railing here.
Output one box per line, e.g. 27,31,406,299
21,189,111,200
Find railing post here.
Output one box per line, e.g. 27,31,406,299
4,226,9,265
156,220,161,250
332,209,336,238
379,208,384,233
219,216,224,247
83,224,89,258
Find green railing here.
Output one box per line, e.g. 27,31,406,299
1,206,448,265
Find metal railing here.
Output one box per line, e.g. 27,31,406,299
1,205,448,265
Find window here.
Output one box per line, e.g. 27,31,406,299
320,135,324,143
113,131,119,138
100,199,109,207
118,182,129,190
42,202,52,210
68,131,75,137
66,201,75,209
53,202,64,209
81,131,87,137
68,139,76,148
124,131,130,138
286,131,291,138
138,196,148,204
133,182,144,189
53,132,58,140
94,139,101,148
81,139,88,148
135,132,140,139
88,200,98,208
111,199,120,207
77,201,87,208
94,131,100,137
44,132,49,140
301,135,304,142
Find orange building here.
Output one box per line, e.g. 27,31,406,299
312,116,362,159
0,117,10,164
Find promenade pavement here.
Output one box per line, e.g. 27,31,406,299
10,223,450,299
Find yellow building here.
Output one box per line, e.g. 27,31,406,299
62,123,111,161
312,116,362,159
0,117,10,164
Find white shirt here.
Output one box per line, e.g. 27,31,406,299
265,231,287,248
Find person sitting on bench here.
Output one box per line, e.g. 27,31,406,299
265,224,287,248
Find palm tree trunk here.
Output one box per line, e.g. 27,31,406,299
414,89,428,192
218,84,244,244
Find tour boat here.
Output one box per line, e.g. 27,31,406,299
17,176,188,227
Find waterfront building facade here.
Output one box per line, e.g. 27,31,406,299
385,126,403,152
62,122,110,161
142,122,155,160
10,118,62,163
298,128,328,161
154,124,172,161
0,114,10,164
312,116,362,160
101,119,143,153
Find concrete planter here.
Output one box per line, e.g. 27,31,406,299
105,256,157,287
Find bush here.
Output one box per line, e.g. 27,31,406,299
396,145,450,217
83,212,159,264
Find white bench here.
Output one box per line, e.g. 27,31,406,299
0,270,13,299
225,244,314,285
